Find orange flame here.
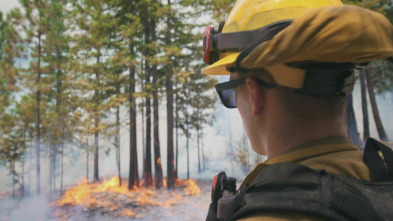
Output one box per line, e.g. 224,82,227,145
184,179,201,197
52,176,201,219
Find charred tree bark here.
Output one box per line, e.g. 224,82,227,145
128,44,139,189
360,69,370,141
365,69,388,141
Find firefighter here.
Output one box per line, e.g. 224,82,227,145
202,0,393,220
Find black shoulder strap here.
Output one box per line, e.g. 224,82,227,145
363,138,393,181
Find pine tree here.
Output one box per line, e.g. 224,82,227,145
0,8,22,117
41,0,70,193
111,0,142,190
20,0,54,194
0,9,25,197
140,1,154,187
150,0,163,189
69,0,118,182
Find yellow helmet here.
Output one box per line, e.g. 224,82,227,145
202,0,393,96
203,0,343,76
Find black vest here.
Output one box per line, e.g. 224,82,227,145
209,138,393,221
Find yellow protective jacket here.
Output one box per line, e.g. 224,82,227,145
238,136,373,221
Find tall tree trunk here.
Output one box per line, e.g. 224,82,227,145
144,61,153,187
175,92,178,179
21,127,26,197
49,143,54,193
152,68,163,189
346,94,362,146
54,55,63,193
142,97,146,177
166,68,175,189
186,122,190,180
86,132,89,182
197,126,201,172
166,0,175,190
365,69,388,141
28,130,33,195
53,146,56,192
116,105,121,186
140,4,154,188
360,69,369,142
201,132,205,170
141,2,152,188
60,129,64,194
94,116,99,182
151,14,162,190
115,72,122,185
21,155,25,197
36,30,42,194
93,55,101,182
197,107,201,172
128,44,139,189
11,161,15,198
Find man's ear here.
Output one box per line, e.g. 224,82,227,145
245,77,265,116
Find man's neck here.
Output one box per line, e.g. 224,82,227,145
262,118,347,158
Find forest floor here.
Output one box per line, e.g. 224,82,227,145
0,180,211,221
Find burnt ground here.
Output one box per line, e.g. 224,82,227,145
0,180,211,221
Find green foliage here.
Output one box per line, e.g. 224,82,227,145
368,59,393,93
343,0,393,94
342,0,391,14
0,111,26,171
0,0,222,189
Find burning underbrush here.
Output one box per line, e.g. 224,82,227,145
51,177,204,220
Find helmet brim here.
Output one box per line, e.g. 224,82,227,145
202,52,240,75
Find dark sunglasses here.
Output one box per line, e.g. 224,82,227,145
215,78,276,108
